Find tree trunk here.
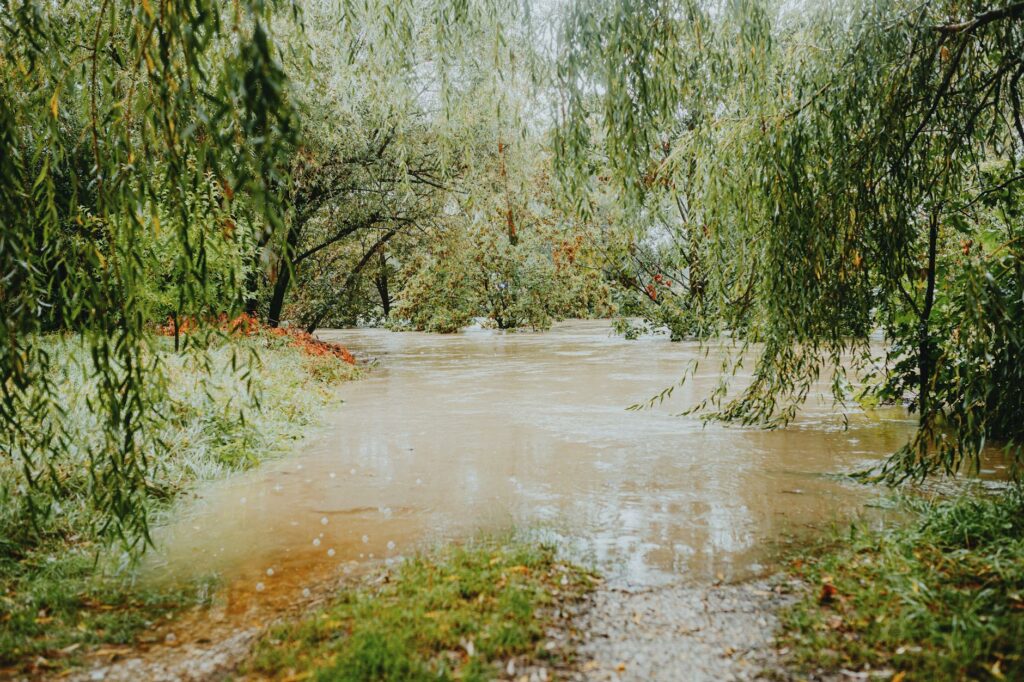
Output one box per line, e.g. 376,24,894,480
374,250,391,318
266,223,302,328
267,265,291,328
918,212,940,420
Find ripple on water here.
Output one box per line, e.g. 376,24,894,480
150,320,926,596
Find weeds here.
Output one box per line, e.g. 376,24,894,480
780,489,1024,680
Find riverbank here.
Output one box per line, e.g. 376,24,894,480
0,331,358,678
230,489,1024,682
11,489,1022,680
779,488,1024,680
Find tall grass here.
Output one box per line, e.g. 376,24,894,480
781,489,1024,680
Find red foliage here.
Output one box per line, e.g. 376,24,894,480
156,313,356,365
266,325,356,365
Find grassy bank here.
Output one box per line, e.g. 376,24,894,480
780,488,1024,680
0,331,357,676
244,540,596,681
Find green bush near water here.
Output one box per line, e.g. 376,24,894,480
0,335,355,675
780,489,1024,680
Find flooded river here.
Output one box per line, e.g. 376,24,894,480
151,320,915,605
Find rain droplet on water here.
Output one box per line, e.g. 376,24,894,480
313,538,321,547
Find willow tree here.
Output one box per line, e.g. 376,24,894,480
1,0,545,551
1,0,301,547
555,0,1024,478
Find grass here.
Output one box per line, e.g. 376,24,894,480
0,331,357,676
780,488,1024,681
0,544,215,675
244,539,597,681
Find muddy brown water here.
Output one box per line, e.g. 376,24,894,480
149,320,920,610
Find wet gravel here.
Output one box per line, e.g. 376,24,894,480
67,628,261,682
564,578,800,682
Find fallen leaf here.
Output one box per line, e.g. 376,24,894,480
819,582,839,605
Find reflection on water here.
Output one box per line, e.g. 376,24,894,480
150,320,919,599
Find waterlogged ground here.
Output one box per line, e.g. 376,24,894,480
149,320,915,600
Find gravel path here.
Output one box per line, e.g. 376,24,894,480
565,578,800,682
57,576,803,682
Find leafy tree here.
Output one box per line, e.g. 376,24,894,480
555,0,1024,478
1,0,298,547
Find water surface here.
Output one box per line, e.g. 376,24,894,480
151,321,915,602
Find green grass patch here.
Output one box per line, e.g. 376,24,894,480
0,542,215,676
780,488,1024,680
0,333,357,676
245,539,597,681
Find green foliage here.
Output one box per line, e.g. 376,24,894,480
0,336,350,673
781,489,1024,680
245,539,596,681
394,216,612,333
555,0,1024,477
0,334,348,553
1,0,300,548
